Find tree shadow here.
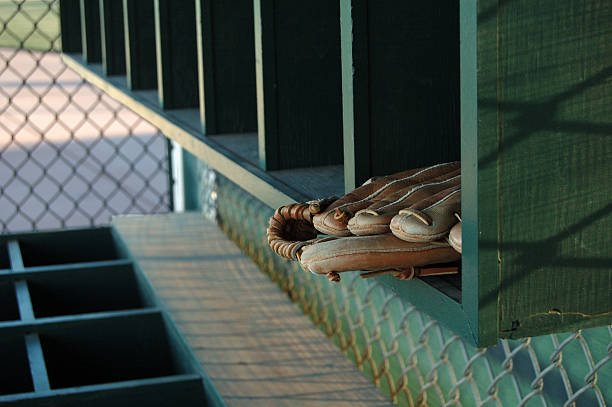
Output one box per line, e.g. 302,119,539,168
478,65,612,170
477,201,612,319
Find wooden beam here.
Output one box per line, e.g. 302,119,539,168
25,333,51,391
0,375,208,407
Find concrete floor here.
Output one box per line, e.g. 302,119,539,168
0,49,169,232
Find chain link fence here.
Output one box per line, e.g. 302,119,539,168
3,2,610,406
210,169,612,407
0,0,171,233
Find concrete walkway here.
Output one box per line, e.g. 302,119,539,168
0,49,169,232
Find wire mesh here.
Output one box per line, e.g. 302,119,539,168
209,167,612,407
0,0,170,233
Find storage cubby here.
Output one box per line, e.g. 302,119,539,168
28,265,145,318
100,0,126,75
0,282,20,322
40,313,186,389
196,0,257,135
123,0,157,90
59,0,81,53
254,0,343,170
18,228,119,267
154,0,199,109
0,336,34,396
79,0,101,63
0,243,9,270
340,0,460,190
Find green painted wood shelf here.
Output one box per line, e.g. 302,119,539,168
59,0,612,347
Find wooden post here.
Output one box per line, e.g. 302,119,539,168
340,0,369,191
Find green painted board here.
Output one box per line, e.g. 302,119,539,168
123,0,157,90
463,0,501,347
25,333,50,392
484,0,612,338
459,0,612,344
0,375,207,407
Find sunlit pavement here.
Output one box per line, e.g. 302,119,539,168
0,49,169,232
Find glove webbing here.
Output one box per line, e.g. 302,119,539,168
267,197,337,260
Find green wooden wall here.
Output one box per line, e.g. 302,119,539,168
471,0,612,339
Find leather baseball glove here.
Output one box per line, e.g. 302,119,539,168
267,163,462,282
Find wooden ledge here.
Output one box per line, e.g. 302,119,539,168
112,213,392,407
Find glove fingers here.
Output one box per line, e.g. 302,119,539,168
361,169,460,213
390,185,461,242
347,171,461,236
449,221,462,253
298,233,460,276
313,161,460,236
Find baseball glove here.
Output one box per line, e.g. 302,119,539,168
267,163,462,283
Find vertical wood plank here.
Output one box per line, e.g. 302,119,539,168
7,240,24,271
195,0,215,134
8,241,35,322
255,0,343,170
196,0,257,135
254,0,277,169
15,281,35,321
59,0,82,53
340,0,370,191
154,0,199,109
100,0,126,75
123,0,157,90
461,0,500,346
79,0,102,63
25,333,51,392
